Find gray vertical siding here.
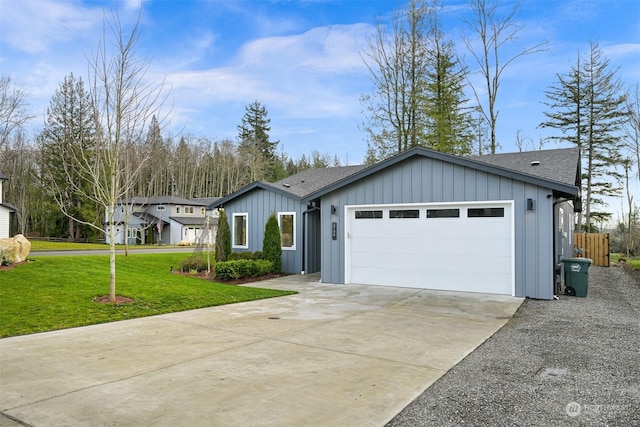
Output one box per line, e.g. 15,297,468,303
222,189,303,274
320,156,558,299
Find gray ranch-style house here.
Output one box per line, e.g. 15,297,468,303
209,147,581,300
105,196,220,246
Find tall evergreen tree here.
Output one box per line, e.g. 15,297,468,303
361,0,473,160
140,115,169,196
215,209,231,262
237,101,279,182
540,41,628,231
361,0,429,160
423,0,474,155
39,73,98,240
263,212,282,273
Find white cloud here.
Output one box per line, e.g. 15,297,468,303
234,24,372,74
0,0,103,53
164,23,373,127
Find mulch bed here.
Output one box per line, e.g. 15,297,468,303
92,295,135,304
171,270,289,285
0,260,32,271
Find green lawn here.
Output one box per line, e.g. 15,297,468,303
611,253,640,270
0,253,296,338
28,240,180,251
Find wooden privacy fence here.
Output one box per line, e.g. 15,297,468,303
573,233,610,267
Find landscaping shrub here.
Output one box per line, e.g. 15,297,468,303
254,259,273,276
229,251,255,261
215,210,231,262
178,255,207,272
234,259,258,277
214,259,274,281
263,213,282,273
227,251,264,261
214,261,240,280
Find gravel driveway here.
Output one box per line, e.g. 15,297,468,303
388,265,640,426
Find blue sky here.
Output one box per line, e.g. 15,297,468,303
1,0,639,168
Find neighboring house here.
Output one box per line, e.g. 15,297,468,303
105,196,218,245
0,172,17,239
210,146,581,300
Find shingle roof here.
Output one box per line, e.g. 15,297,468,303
170,216,210,226
120,196,209,206
469,147,580,187
0,172,7,180
271,165,369,197
302,146,580,202
208,165,369,208
192,197,222,206
213,146,581,208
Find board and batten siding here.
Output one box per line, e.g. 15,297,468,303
319,156,557,300
222,189,303,274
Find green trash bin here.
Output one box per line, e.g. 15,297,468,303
562,258,592,297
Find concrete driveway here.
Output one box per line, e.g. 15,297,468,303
0,274,523,426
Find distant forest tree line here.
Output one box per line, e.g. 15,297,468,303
0,0,638,253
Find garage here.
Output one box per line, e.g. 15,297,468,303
183,226,200,243
345,201,514,295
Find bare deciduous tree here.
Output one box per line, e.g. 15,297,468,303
623,83,640,180
52,10,167,301
0,77,34,152
462,0,547,153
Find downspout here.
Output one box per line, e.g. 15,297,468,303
552,196,572,295
301,202,320,275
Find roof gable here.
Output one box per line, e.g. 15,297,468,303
302,147,580,202
271,165,369,197
209,165,368,208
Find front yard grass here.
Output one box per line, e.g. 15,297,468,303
0,253,296,338
611,253,640,270
28,240,180,251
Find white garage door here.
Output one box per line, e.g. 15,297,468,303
184,227,200,243
346,202,514,295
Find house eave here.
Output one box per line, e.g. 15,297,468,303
209,182,301,209
302,147,579,202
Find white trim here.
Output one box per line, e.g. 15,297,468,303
345,200,515,296
232,212,249,249
278,211,296,250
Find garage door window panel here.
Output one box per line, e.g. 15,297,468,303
355,210,382,219
389,209,420,218
467,207,504,217
427,208,460,218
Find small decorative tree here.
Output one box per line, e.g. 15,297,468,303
215,210,231,262
263,212,282,273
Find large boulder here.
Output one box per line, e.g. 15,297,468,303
0,234,32,264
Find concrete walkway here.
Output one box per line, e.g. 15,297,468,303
0,274,523,426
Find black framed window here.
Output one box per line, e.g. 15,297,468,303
389,209,420,219
467,207,504,218
355,210,383,219
427,208,460,218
